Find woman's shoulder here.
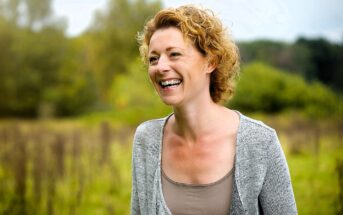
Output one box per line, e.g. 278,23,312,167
238,112,276,136
132,114,171,152
236,112,284,166
134,115,170,137
236,112,279,150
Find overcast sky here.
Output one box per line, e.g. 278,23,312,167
53,0,343,43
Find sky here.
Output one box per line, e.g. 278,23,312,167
53,0,343,43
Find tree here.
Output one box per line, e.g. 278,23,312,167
238,38,343,94
0,0,70,117
295,38,343,92
87,0,162,103
229,62,342,118
25,0,52,29
0,0,21,23
0,0,53,29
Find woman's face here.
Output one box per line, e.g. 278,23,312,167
148,27,214,107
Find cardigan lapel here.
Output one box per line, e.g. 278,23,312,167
230,112,246,214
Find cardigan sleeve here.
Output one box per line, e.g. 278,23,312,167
130,161,141,215
258,131,297,214
130,128,142,215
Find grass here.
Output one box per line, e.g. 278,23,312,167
0,114,342,214
288,149,342,214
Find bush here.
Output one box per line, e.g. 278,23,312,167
108,59,171,125
229,62,343,118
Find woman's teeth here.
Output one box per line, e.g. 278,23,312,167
160,79,182,88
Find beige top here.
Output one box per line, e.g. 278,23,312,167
161,168,234,215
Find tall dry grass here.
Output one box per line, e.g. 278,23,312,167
0,115,341,214
0,119,131,215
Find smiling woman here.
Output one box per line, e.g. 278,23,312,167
146,27,216,106
138,5,239,104
131,5,297,215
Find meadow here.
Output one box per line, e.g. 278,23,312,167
1,0,343,214
0,113,342,215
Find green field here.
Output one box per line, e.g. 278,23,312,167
0,114,342,215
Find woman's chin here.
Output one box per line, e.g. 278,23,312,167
161,99,179,107
159,96,182,107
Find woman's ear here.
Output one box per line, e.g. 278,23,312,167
205,57,217,74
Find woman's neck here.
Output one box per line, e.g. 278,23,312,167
171,99,227,143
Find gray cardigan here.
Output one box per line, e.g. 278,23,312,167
131,112,297,215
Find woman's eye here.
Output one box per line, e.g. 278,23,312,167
149,56,158,65
170,52,181,58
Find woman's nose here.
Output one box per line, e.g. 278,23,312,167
156,55,170,73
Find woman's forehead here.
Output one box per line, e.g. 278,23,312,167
149,28,192,52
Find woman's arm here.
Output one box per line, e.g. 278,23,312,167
130,161,141,215
259,132,297,214
130,128,142,215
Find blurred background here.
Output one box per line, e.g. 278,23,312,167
0,0,342,214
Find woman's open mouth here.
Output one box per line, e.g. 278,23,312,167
159,79,182,89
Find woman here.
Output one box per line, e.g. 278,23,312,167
131,5,297,215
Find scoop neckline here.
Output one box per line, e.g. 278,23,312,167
161,167,234,188
159,110,241,186
157,110,242,215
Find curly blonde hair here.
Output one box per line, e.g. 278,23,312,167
137,5,240,103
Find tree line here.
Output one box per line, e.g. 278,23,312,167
238,38,343,94
0,0,342,118
0,0,162,117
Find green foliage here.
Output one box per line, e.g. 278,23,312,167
0,115,342,214
108,58,171,125
238,38,343,94
229,62,343,118
1,0,342,119
295,38,343,92
53,36,99,116
0,0,73,117
0,121,133,215
239,40,293,69
88,0,162,103
0,0,54,29
80,58,171,126
287,142,343,214
0,20,69,116
0,0,162,117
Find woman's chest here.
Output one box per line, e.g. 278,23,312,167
162,134,236,184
